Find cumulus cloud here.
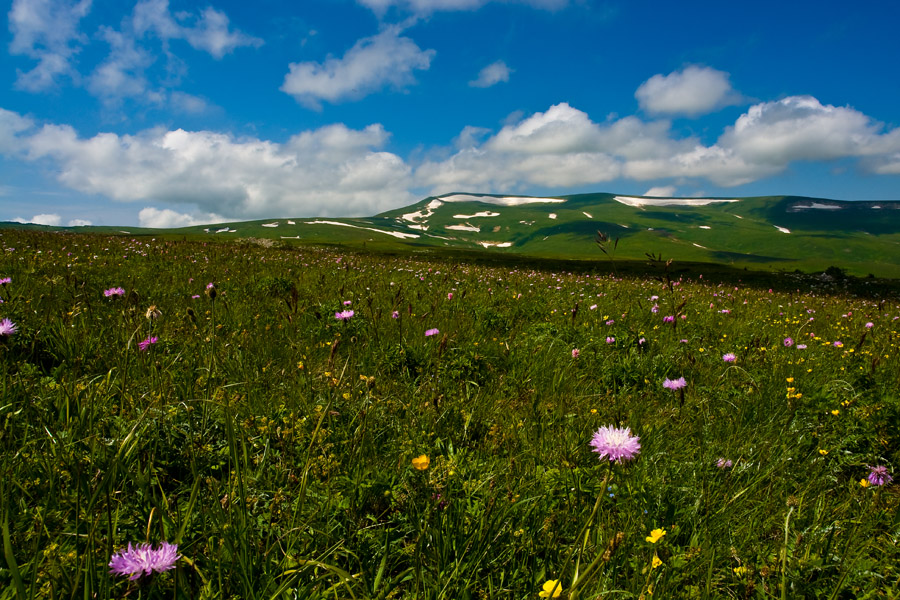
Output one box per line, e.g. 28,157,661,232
67,218,92,226
644,185,677,197
8,0,92,90
138,207,225,228
469,60,511,87
13,114,413,219
131,0,262,59
13,213,62,225
88,26,155,101
0,108,35,153
281,28,434,109
636,66,740,117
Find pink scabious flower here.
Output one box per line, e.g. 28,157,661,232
722,353,736,362
590,425,641,463
334,310,354,321
865,322,874,329
663,315,674,323
605,319,615,326
138,336,158,351
833,341,843,348
606,336,615,344
663,377,687,390
797,344,807,349
343,300,352,306
447,292,453,300
0,277,10,285
867,465,893,486
425,328,440,337
716,458,733,469
391,310,400,319
784,337,794,347
571,348,580,358
109,542,180,580
104,287,125,297
651,304,659,313
0,318,17,337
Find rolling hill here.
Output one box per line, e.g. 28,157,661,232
5,192,900,277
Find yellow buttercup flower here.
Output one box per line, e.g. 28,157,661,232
539,579,562,598
652,553,663,569
859,478,870,488
646,528,666,544
412,454,430,470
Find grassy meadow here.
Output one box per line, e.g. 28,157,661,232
1,229,899,599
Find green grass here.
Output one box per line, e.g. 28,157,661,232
1,229,899,599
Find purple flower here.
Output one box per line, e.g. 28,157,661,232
334,310,354,321
722,353,736,362
109,542,180,580
425,328,440,337
138,336,158,351
784,337,794,347
796,344,807,349
104,287,125,297
833,341,843,348
571,348,580,358
663,377,687,391
605,319,615,326
0,277,10,285
391,310,399,319
716,458,733,469
0,318,17,337
343,300,352,306
590,425,641,463
663,315,674,323
206,282,215,290
605,336,615,344
867,465,893,486
865,322,874,329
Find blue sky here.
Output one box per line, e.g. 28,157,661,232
2,0,899,227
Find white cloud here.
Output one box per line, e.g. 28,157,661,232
8,0,92,90
636,66,740,117
469,60,511,87
132,0,262,59
67,218,92,226
138,207,225,228
88,26,154,101
16,116,413,219
281,28,434,109
14,213,62,225
644,186,676,197
0,108,34,153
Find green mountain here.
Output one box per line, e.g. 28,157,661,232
5,192,900,277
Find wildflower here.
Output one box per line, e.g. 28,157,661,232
605,319,615,326
663,377,687,391
425,328,439,337
145,305,162,320
412,454,430,470
716,458,733,469
833,341,843,348
0,318,17,337
867,465,892,486
104,287,125,297
796,344,807,349
818,449,829,456
539,580,562,598
722,353,736,362
651,304,659,313
334,310,354,321
733,566,749,577
391,310,399,319
343,300,352,306
0,277,9,285
645,528,666,544
571,348,580,358
663,315,674,323
138,336,158,351
590,425,641,463
865,322,874,329
447,292,453,300
859,478,870,488
606,336,615,344
652,553,663,569
109,542,180,580
784,337,794,347
206,283,217,299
